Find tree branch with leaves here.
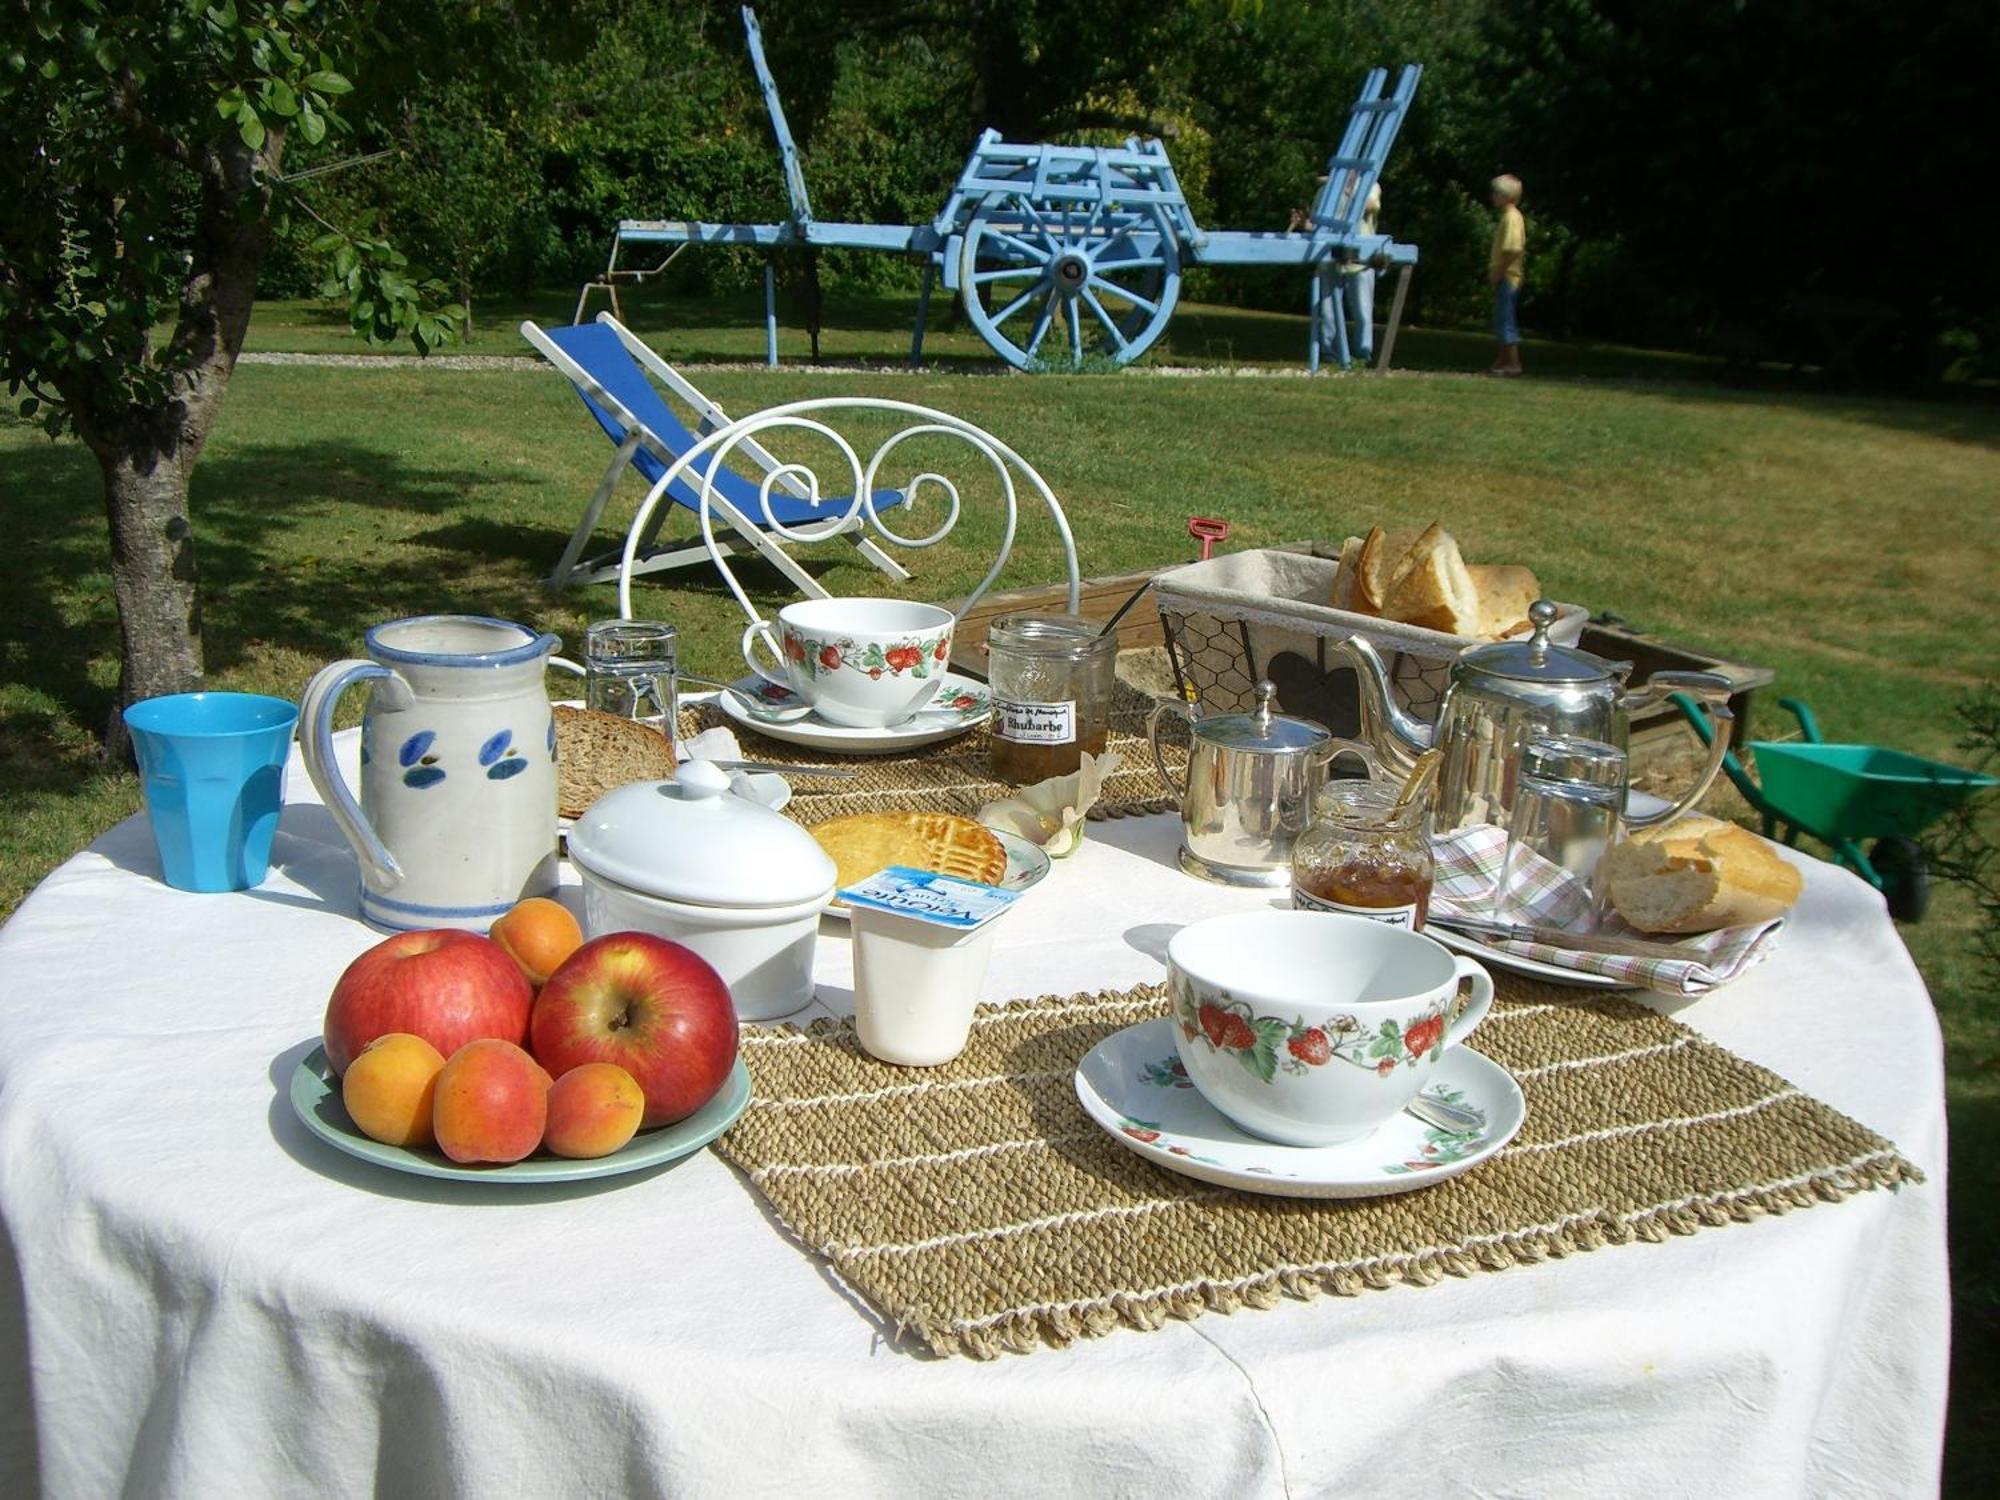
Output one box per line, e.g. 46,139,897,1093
0,0,465,754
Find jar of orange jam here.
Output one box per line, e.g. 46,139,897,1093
1291,779,1434,930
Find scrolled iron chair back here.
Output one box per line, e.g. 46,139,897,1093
614,397,1082,627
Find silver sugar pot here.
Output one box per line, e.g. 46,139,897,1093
1335,600,1736,834
1148,681,1357,887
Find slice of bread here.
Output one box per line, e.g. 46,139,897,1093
1330,535,1365,611
1604,814,1802,934
1383,525,1480,634
1466,562,1543,639
553,705,677,820
1355,526,1421,615
810,812,1007,899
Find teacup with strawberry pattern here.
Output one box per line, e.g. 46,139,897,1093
1166,910,1493,1146
741,597,956,728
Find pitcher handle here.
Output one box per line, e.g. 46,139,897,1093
1321,738,1380,779
298,659,408,890
1444,954,1494,1048
738,619,791,692
1147,698,1194,804
1625,671,1734,829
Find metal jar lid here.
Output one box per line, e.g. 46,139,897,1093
1192,681,1332,755
1459,600,1611,685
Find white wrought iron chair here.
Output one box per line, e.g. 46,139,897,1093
614,399,1082,642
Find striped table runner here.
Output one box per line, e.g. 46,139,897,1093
716,980,1921,1359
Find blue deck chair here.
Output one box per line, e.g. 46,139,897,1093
522,314,912,593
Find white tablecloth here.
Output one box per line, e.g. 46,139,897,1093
0,735,1948,1498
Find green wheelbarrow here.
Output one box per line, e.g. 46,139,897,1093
1668,693,1996,921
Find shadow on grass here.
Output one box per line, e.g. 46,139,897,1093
0,424,842,736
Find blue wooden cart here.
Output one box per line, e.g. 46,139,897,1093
578,7,1421,373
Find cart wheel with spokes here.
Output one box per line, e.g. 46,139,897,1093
958,189,1180,370
1868,836,1931,923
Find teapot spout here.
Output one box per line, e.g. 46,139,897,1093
1332,635,1431,778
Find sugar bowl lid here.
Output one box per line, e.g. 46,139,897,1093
1193,681,1332,754
566,760,836,908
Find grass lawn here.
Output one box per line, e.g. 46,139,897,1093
3,304,1998,1484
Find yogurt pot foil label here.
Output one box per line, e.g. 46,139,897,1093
838,867,1021,930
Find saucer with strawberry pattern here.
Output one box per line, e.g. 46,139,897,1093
1073,1018,1524,1199
714,672,991,755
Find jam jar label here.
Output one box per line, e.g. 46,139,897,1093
993,697,1076,745
1292,885,1420,929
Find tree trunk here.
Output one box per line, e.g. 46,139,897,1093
100,449,204,724
77,128,283,759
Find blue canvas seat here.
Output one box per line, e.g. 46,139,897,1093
523,314,912,594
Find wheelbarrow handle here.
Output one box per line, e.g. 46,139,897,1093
1666,690,1765,817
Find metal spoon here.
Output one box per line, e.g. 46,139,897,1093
681,673,814,724
1406,1091,1485,1133
1095,577,1156,639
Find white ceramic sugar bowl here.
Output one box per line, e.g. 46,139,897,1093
565,761,837,1021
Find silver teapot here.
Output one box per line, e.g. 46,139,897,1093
1334,601,1735,833
1148,681,1357,886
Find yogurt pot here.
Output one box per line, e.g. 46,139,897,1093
842,868,1021,1066
565,760,837,1021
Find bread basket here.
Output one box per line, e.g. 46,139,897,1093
1152,547,1589,734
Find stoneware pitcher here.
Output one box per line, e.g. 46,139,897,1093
299,615,561,931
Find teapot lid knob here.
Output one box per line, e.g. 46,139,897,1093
1252,679,1276,730
1527,599,1558,662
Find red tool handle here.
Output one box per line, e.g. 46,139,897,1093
1187,516,1231,561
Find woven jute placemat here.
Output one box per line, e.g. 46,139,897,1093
681,680,1180,824
717,980,1921,1359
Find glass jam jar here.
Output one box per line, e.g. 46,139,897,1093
1291,779,1435,929
986,613,1119,783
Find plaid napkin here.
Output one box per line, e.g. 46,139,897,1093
1429,824,1784,996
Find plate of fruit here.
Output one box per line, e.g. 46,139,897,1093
290,900,751,1183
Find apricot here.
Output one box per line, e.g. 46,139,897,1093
342,1033,446,1149
544,1063,645,1159
490,898,585,988
432,1039,549,1165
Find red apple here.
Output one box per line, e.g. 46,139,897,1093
531,934,737,1127
323,930,534,1076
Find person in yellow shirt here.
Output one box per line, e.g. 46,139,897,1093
1488,174,1526,375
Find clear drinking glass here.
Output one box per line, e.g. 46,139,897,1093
1497,735,1628,930
584,620,679,731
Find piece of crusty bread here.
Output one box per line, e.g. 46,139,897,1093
811,812,1007,899
1604,814,1802,934
1330,535,1365,611
553,705,677,820
1355,526,1421,615
1467,563,1542,639
1383,525,1481,634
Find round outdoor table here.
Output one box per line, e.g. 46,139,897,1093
0,735,1948,1497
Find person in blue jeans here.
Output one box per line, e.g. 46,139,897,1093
1488,174,1525,375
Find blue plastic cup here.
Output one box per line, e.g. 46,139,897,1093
122,692,301,892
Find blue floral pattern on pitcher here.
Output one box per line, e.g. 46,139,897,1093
399,730,445,789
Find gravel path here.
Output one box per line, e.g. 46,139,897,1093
237,349,1388,379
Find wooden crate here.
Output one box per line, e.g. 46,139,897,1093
948,568,1169,676
1578,622,1775,790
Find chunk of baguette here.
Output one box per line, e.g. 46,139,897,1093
1330,535,1365,611
1383,525,1481,634
1604,815,1802,934
1466,563,1543,639
1355,525,1420,614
